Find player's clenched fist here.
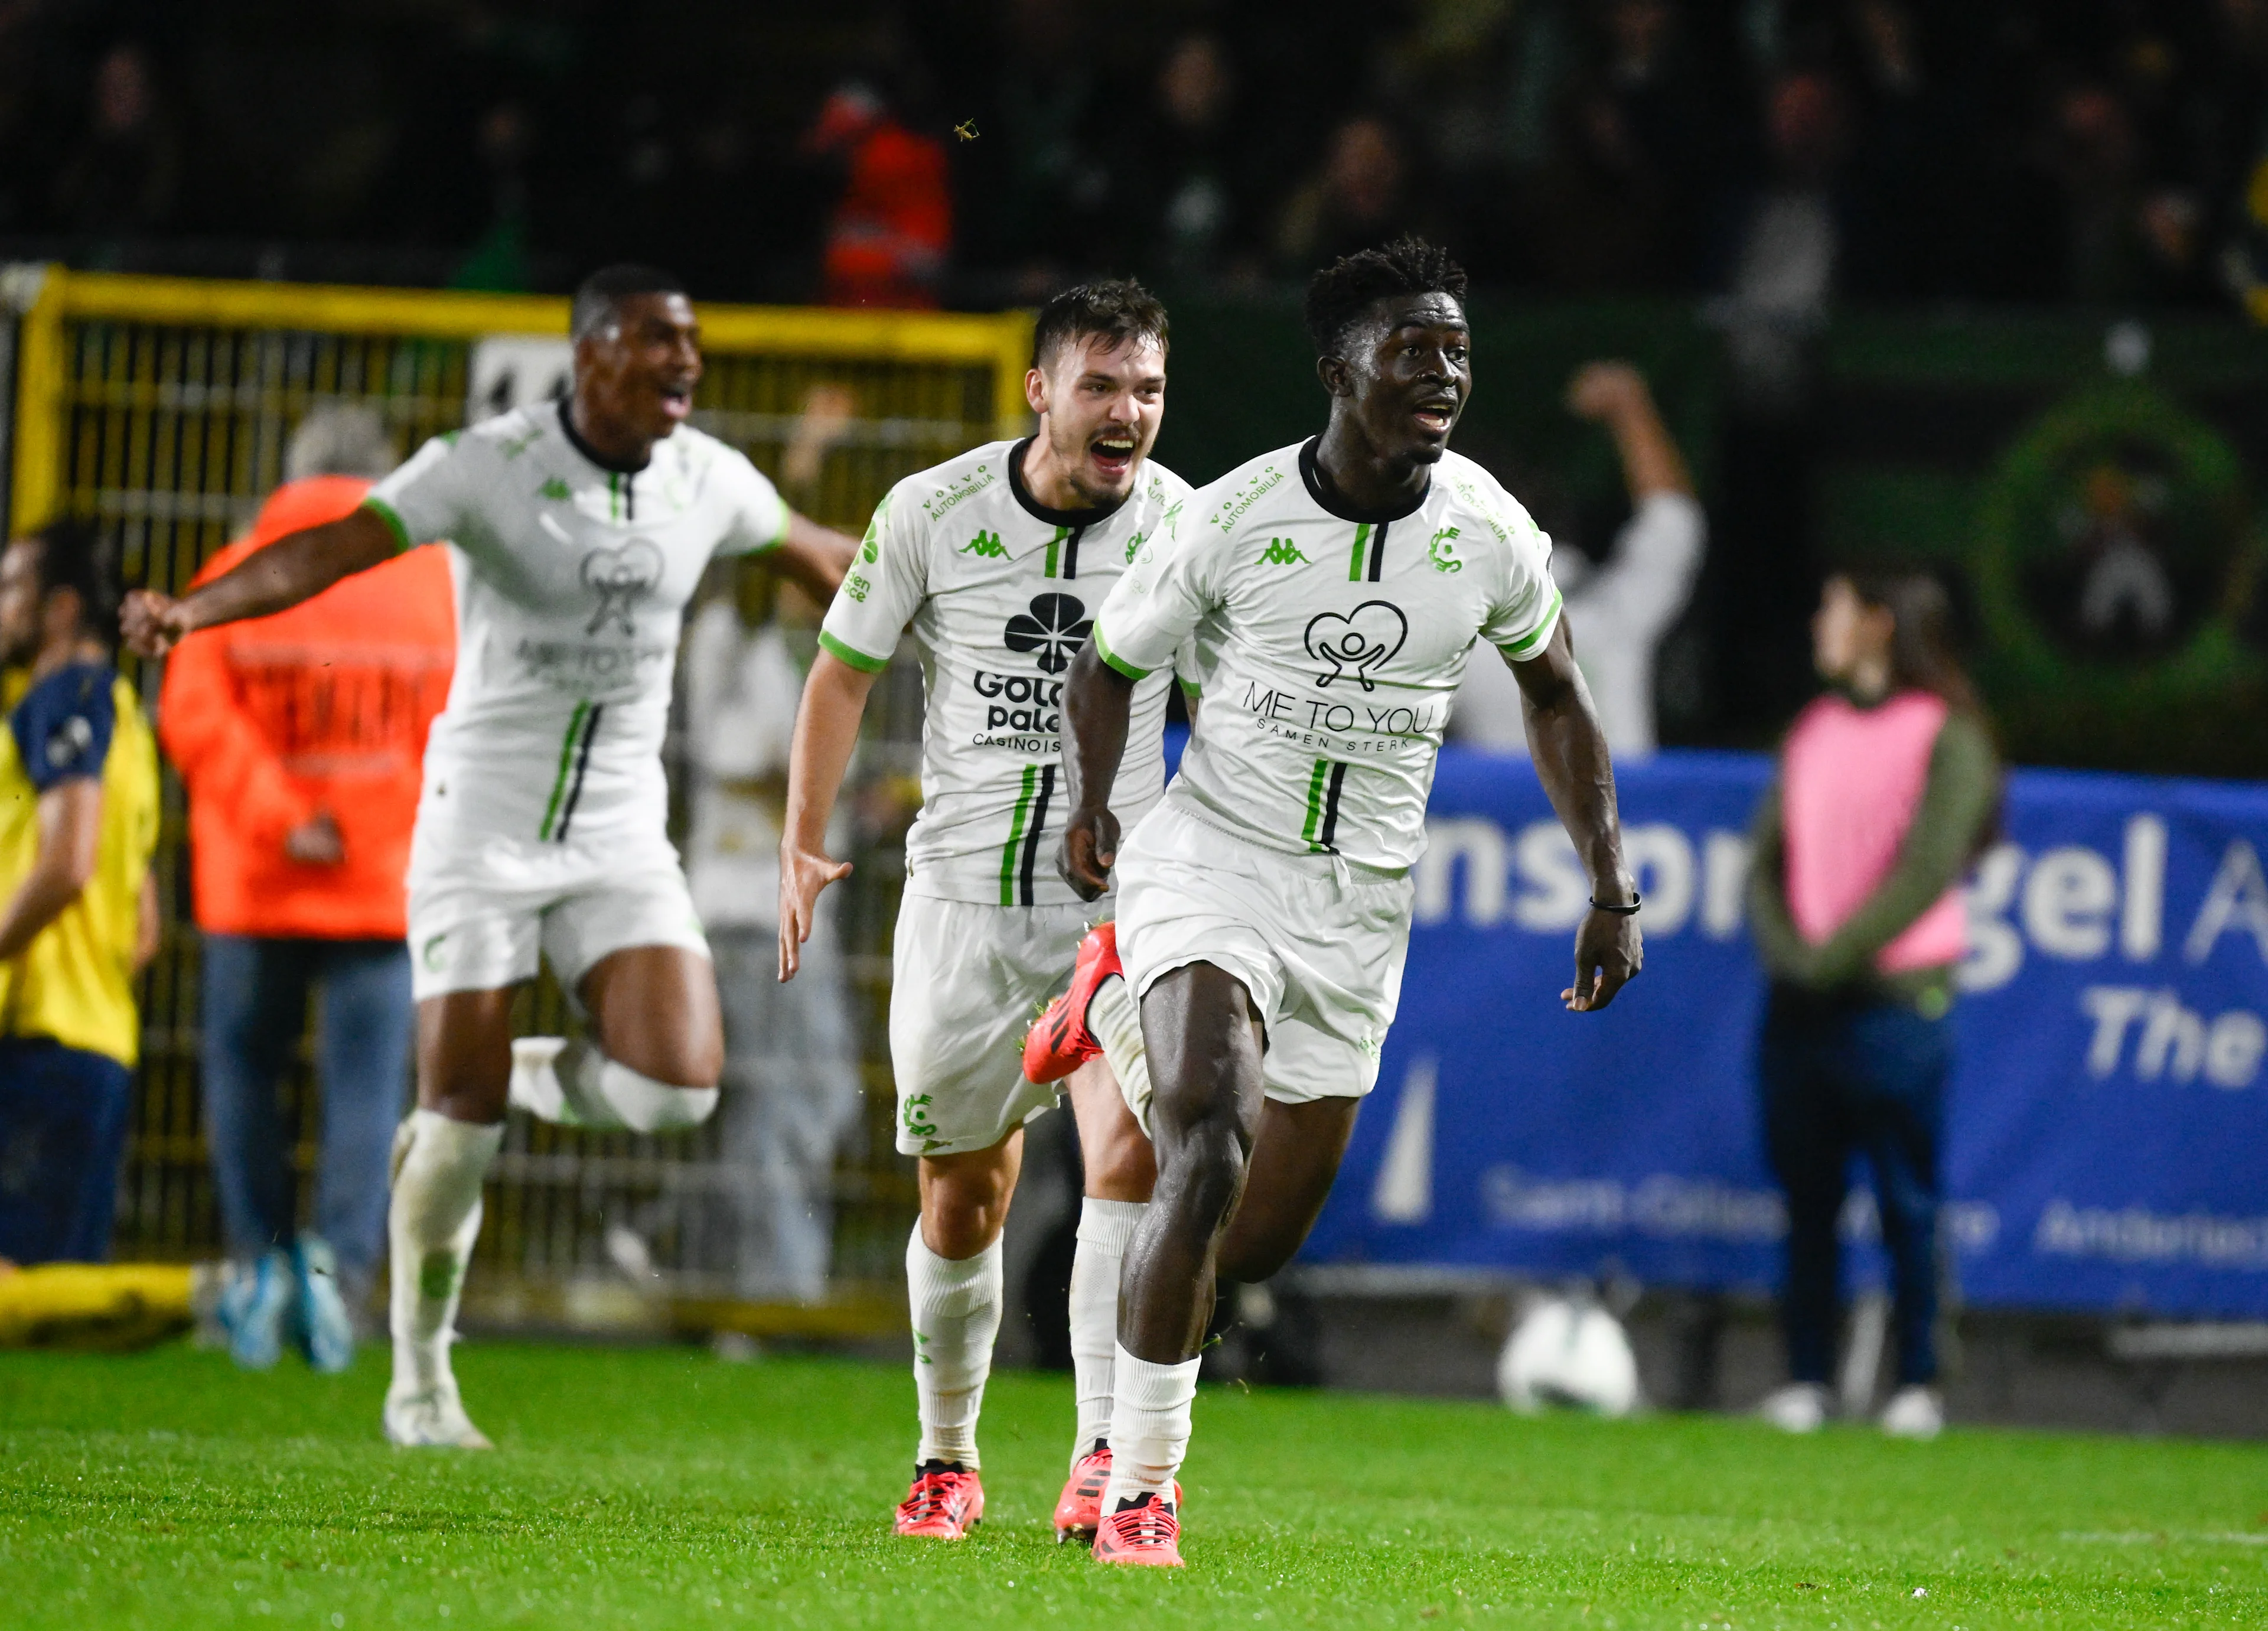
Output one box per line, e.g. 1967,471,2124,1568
1056,804,1119,903
120,588,194,657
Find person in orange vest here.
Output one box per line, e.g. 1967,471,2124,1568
804,80,952,310
159,406,454,1373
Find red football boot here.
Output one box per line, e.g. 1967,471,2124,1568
1054,1442,1181,1544
1091,1490,1184,1567
892,1461,985,1539
1023,922,1121,1085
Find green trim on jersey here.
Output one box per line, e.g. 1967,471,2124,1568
1299,757,1331,849
607,472,625,522
1093,624,1149,682
1495,585,1565,660
817,630,889,673
539,700,594,841
998,764,1040,906
1347,523,1371,582
1042,525,1070,579
360,496,412,556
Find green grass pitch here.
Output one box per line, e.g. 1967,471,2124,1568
3,1342,2263,1628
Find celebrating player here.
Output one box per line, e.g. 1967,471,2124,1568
778,281,1188,1542
1052,238,1643,1565
122,265,855,1448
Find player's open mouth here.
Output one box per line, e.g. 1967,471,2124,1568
1089,435,1137,476
1413,401,1456,436
658,385,693,420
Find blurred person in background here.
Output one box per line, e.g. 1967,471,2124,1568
159,407,455,1372
1452,359,1704,757
52,41,177,238
1746,569,2000,1442
1275,115,1436,275
682,562,859,1305
0,520,160,1268
803,80,951,310
1130,31,1256,287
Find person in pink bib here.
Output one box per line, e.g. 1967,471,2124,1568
1746,569,1999,1442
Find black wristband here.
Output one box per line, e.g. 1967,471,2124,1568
1590,893,1642,915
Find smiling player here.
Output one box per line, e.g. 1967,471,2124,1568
122,265,855,1449
1053,239,1643,1564
778,280,1190,1542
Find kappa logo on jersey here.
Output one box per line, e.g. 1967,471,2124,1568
962,529,1007,558
580,538,666,634
1257,537,1311,567
1003,593,1091,675
1304,600,1408,692
539,476,572,501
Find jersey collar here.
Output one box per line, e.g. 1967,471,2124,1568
1007,436,1128,529
557,400,653,476
1298,437,1432,525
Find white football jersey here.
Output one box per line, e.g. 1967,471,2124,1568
1096,439,1561,873
364,402,788,847
819,440,1191,907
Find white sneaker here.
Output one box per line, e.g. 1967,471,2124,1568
1879,1385,1944,1440
507,1036,572,1123
383,1376,494,1449
1758,1382,1832,1433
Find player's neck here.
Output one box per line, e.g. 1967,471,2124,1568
30,633,107,679
1310,419,1434,519
562,395,654,474
1016,429,1123,520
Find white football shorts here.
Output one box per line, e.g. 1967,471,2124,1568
889,892,1094,1157
406,821,711,1002
1115,797,1414,1110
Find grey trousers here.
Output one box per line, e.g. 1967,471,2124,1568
708,925,861,1303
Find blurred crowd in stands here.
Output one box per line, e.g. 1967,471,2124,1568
6,1,2268,312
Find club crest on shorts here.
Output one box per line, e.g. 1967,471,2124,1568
581,538,666,634
1003,593,1091,675
1305,600,1408,692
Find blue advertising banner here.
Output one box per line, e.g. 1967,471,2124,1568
1292,747,2268,1318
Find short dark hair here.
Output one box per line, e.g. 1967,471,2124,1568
571,264,689,341
1304,236,1469,357
1030,279,1169,373
24,519,119,644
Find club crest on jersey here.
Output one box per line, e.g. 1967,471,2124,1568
1304,600,1408,692
1003,592,1091,675
580,538,665,634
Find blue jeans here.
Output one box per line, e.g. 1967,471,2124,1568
200,935,412,1303
1759,985,1951,1388
0,1037,133,1263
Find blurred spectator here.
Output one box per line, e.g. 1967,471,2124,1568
1716,68,1849,411
1130,32,1255,285
1746,570,2000,1441
1276,116,1434,274
804,81,951,309
158,408,454,1370
967,0,1113,291
682,570,859,1303
1452,361,1705,757
52,42,177,236
0,520,161,1268
1520,74,1677,291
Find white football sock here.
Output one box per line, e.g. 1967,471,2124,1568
905,1225,1002,1469
1068,1197,1146,1466
1087,975,1152,1121
1102,1344,1201,1510
524,1038,718,1132
387,1110,503,1392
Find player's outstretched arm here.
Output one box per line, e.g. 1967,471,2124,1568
1057,637,1135,902
120,509,399,657
770,513,858,604
778,649,875,981
1512,618,1642,1011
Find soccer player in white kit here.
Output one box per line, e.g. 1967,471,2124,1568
122,266,855,1448
777,282,1189,1542
1054,239,1644,1564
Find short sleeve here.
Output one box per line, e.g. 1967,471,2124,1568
1476,483,1563,662
713,450,791,558
362,432,474,553
1093,507,1222,681
13,664,116,793
817,484,927,673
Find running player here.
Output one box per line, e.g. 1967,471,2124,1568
1052,238,1643,1565
777,281,1187,1542
121,265,855,1448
